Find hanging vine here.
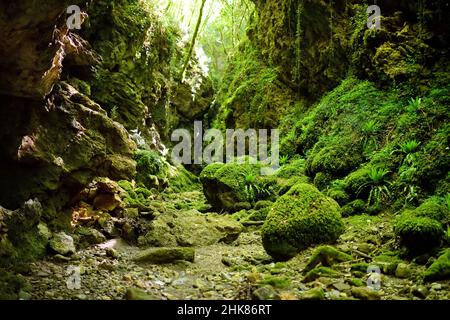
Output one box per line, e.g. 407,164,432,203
293,0,304,92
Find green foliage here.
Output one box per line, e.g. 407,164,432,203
407,97,423,113
445,193,450,211
367,167,389,184
258,275,291,289
261,183,344,260
361,120,380,135
354,167,392,206
341,199,366,217
118,180,153,208
214,41,294,129
400,140,420,154
242,173,272,204
135,150,168,189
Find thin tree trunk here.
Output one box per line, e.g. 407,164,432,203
180,0,207,81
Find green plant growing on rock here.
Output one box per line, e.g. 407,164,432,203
361,120,379,135
400,140,420,154
135,150,168,189
407,97,422,113
242,173,272,204
445,193,450,211
357,167,392,206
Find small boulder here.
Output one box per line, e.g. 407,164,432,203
133,247,195,264
125,288,157,300
93,194,122,212
252,285,277,300
49,232,76,255
77,227,107,246
424,249,450,282
395,263,412,279
351,287,381,300
301,288,325,300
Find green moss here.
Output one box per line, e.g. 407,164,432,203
0,270,27,300
303,246,352,273
411,124,450,190
200,161,276,211
275,158,306,179
135,150,168,189
302,266,339,283
349,278,365,287
351,262,370,274
118,180,153,208
313,172,333,191
249,207,271,221
327,188,350,206
394,210,445,254
199,163,224,181
261,183,344,260
214,41,295,129
424,249,450,282
344,167,372,199
306,134,364,177
254,200,274,210
167,166,200,193
258,275,291,289
341,199,366,217
413,197,449,222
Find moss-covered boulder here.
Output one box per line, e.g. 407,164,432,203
394,197,449,254
200,159,308,212
394,211,445,255
424,249,450,282
133,247,195,264
138,209,243,248
261,183,345,260
200,162,264,212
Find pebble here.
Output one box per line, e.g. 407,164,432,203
351,287,381,300
431,283,442,291
411,285,429,299
395,263,412,279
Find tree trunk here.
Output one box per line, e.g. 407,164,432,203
179,0,207,81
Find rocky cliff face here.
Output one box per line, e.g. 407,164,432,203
218,0,450,128
250,0,450,97
0,0,142,264
0,0,214,266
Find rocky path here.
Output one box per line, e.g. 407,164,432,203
22,191,450,301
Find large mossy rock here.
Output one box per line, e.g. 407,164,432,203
394,197,449,254
200,159,308,212
424,249,450,282
138,209,243,248
261,183,344,260
200,162,262,212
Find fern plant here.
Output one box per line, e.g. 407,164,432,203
358,167,392,206
243,173,272,204
445,193,450,211
361,120,380,135
361,120,380,151
400,140,420,154
280,155,290,166
407,97,422,113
